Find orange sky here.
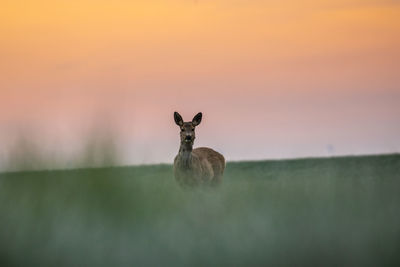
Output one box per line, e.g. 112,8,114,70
0,0,399,166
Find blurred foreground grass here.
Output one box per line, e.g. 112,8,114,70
0,154,399,266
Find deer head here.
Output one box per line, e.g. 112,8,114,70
174,112,202,146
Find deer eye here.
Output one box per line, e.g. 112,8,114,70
181,128,184,132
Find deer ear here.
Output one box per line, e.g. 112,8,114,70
192,112,202,126
174,112,183,126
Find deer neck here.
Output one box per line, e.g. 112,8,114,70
179,142,193,169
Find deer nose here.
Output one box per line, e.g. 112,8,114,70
185,135,192,141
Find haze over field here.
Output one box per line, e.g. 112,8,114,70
1,0,399,168
0,2,399,265
1,154,399,266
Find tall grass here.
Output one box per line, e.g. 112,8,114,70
2,126,121,172
0,154,399,266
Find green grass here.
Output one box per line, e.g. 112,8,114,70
0,154,399,266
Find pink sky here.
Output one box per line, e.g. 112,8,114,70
0,0,399,167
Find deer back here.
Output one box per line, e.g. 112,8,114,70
174,147,225,187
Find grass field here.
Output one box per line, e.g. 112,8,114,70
0,154,399,266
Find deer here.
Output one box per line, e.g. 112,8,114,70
173,112,225,187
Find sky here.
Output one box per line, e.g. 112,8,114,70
0,0,399,168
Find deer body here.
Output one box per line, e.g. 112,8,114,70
173,112,225,187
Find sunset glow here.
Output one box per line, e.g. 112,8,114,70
1,0,399,167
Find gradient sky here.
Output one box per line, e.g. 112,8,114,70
0,0,399,167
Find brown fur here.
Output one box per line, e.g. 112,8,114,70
174,147,225,187
173,112,225,187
